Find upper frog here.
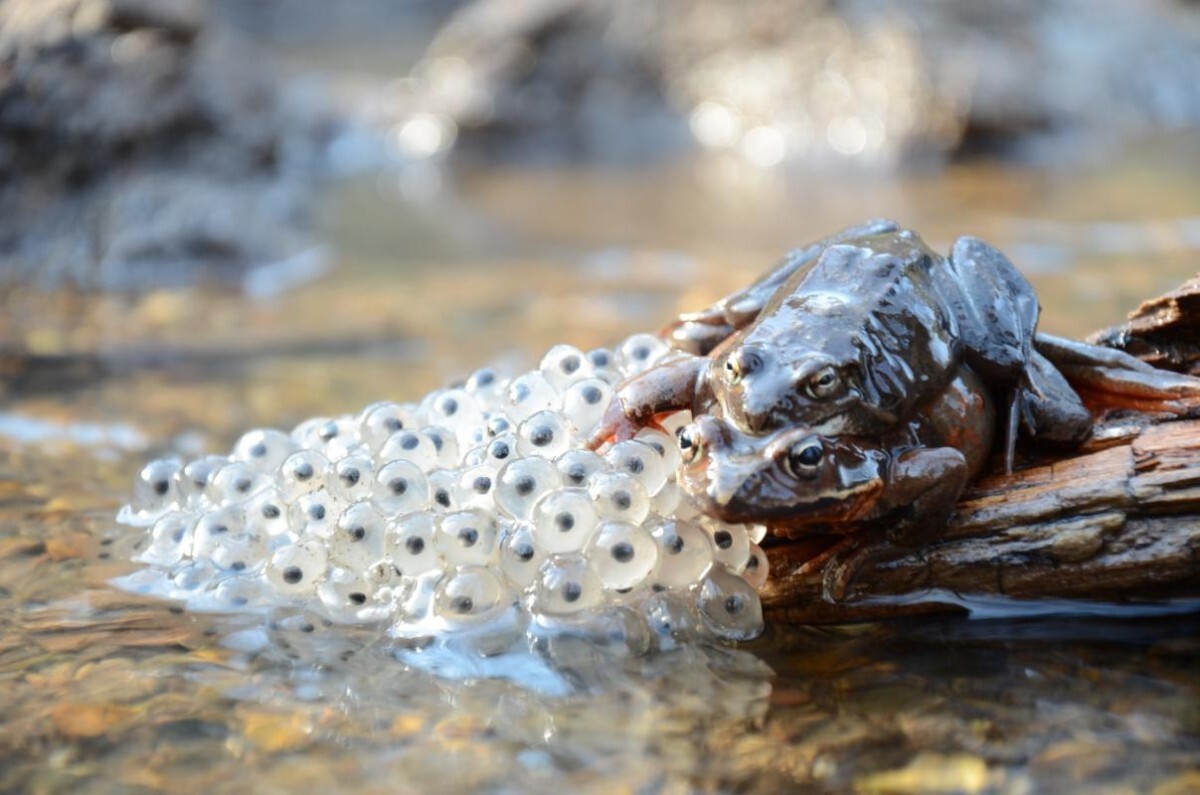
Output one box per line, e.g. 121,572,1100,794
593,220,1095,468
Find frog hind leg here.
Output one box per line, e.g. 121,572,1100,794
665,219,901,355
821,446,969,602
1035,332,1200,415
940,237,1043,471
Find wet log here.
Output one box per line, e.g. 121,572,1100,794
765,276,1200,624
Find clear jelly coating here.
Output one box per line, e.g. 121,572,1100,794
649,520,714,590
116,335,769,653
232,429,296,472
560,378,613,436
132,458,182,517
587,521,660,593
532,488,601,555
371,460,429,515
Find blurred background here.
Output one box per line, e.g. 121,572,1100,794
4,0,1200,436
5,4,1200,793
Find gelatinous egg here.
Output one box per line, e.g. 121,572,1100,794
530,555,604,616
434,566,507,623
421,425,461,469
433,509,498,567
190,506,245,561
423,389,484,433
615,333,668,376
742,542,769,590
643,590,701,644
213,576,269,609
649,520,713,590
358,401,416,450
141,512,195,566
425,468,459,512
266,541,328,595
293,416,361,460
465,367,505,410
171,558,216,593
317,567,378,615
206,461,268,504
604,439,668,495
517,410,571,458
634,427,682,473
554,448,606,488
702,519,751,571
494,457,561,520
244,488,291,540
371,460,430,515
504,372,559,421
386,512,442,576
478,433,517,468
696,566,764,641
588,521,659,592
330,501,387,569
498,522,545,588
651,481,682,516
539,344,594,390
175,456,226,502
288,490,346,540
589,471,651,525
132,459,182,516
277,450,331,503
232,429,296,472
379,429,439,472
531,488,600,555
331,454,374,504
455,464,499,511
560,378,613,436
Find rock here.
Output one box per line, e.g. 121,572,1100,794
0,0,334,290
394,0,1200,167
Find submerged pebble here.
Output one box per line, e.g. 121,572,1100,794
116,336,767,652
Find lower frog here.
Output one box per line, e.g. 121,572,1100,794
674,363,997,600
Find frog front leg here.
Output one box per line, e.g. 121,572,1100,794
818,446,969,602
588,354,712,447
666,218,901,355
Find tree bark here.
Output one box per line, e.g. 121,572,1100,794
764,276,1200,624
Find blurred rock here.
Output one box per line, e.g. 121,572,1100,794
0,0,335,290
391,0,1200,168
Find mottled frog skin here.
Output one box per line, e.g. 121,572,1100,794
590,221,1200,580
594,220,1200,467
675,365,994,537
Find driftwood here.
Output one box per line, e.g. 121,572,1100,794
765,277,1200,624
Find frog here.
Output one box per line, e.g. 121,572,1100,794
674,362,999,600
591,220,1200,469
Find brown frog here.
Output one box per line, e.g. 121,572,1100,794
592,220,1200,470
674,363,997,599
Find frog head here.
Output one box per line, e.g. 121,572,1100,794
674,414,886,530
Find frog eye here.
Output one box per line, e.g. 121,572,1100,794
805,367,840,399
676,425,704,464
784,438,823,479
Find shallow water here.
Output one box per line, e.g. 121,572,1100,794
3,139,1200,792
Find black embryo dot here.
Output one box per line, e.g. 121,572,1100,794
611,542,635,563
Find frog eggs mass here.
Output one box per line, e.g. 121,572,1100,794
115,336,768,655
